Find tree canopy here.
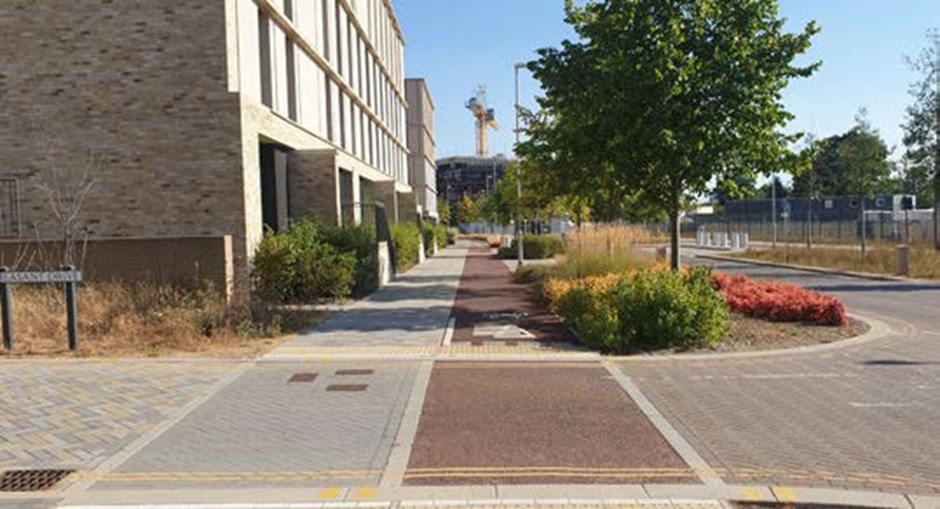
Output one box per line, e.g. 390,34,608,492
900,32,938,215
519,0,819,269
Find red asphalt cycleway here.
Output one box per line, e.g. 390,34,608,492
450,246,577,345
403,245,694,485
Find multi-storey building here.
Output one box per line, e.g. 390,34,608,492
405,79,437,221
436,156,509,214
0,0,413,297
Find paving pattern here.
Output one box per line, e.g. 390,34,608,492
405,362,693,485
0,362,236,471
92,361,419,490
613,253,940,495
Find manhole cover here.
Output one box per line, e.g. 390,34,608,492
336,369,374,376
288,373,318,383
326,384,368,392
0,469,74,492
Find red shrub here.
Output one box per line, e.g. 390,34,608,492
712,272,847,326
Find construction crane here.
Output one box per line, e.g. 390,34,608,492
466,85,498,158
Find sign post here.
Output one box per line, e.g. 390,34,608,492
0,267,82,353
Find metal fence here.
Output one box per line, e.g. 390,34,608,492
680,211,936,246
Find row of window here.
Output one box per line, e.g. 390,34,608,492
258,3,407,183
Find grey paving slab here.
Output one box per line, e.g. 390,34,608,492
90,361,419,490
619,254,940,495
0,362,236,471
275,248,468,350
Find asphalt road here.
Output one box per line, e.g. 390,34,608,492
615,250,940,494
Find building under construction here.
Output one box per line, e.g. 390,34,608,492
436,156,510,214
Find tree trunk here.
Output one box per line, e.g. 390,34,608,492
859,196,867,256
669,196,681,272
934,171,940,251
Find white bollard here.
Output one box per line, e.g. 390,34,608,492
741,232,749,249
731,232,740,249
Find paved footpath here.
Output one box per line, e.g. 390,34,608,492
2,241,939,509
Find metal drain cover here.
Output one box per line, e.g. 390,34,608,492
0,469,74,491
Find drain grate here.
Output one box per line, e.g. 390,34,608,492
336,369,374,376
326,384,368,392
288,373,318,383
0,469,74,492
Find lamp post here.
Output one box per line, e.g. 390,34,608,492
514,62,526,266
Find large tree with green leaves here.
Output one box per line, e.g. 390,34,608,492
901,32,939,249
520,0,818,269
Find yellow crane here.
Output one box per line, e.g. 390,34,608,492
466,85,498,158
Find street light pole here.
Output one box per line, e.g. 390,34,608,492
771,174,777,249
514,62,526,267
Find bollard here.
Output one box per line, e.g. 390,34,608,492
731,232,741,249
63,265,79,351
741,232,749,249
897,245,911,277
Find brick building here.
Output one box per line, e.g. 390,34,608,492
405,78,437,221
0,0,414,297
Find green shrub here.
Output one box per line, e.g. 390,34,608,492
253,221,356,303
554,267,727,352
390,222,421,273
434,224,448,250
322,223,377,297
421,223,436,257
497,235,565,259
446,228,457,245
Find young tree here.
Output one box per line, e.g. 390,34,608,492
901,31,939,249
455,193,478,226
523,0,819,270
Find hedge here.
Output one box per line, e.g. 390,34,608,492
712,273,847,326
390,222,421,273
497,235,565,259
552,267,728,352
253,221,356,303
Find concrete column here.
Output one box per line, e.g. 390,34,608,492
397,191,418,224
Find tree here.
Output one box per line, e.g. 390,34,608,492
901,31,939,249
436,195,451,227
455,193,478,225
522,0,819,270
792,117,891,200
712,173,759,206
759,176,791,200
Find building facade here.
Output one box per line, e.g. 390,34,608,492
436,156,509,213
405,79,437,220
0,0,413,296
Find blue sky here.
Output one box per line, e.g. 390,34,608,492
396,0,939,162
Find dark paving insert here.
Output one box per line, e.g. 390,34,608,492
288,373,318,383
325,384,369,392
405,362,694,485
336,369,375,376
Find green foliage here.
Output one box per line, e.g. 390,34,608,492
421,223,435,257
900,32,938,209
253,221,356,303
436,196,452,226
497,235,565,259
321,223,377,297
555,267,728,353
390,222,421,273
793,110,891,199
434,224,448,250
552,250,649,280
521,0,819,268
455,193,479,225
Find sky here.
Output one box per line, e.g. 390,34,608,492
395,0,939,163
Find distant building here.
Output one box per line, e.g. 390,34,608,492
436,156,510,212
405,79,437,220
725,195,917,222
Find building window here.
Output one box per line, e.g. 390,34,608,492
285,39,297,121
284,0,294,21
0,179,19,239
325,75,333,142
258,12,273,108
321,0,330,63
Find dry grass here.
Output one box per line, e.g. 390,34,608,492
737,246,940,279
2,283,329,358
565,224,662,255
